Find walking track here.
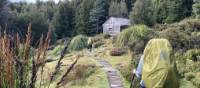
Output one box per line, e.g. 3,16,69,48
85,50,124,88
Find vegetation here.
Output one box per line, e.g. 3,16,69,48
89,0,108,34
129,0,155,26
0,0,200,88
116,25,149,47
193,1,200,19
109,0,128,18
68,35,88,51
0,25,51,88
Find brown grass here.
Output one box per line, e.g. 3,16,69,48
0,24,52,88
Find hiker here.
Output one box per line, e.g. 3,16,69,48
87,37,93,52
132,39,179,88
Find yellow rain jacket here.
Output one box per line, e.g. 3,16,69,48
142,39,179,88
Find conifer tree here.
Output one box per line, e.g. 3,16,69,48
129,0,155,26
89,0,107,35
152,0,193,23
109,0,128,18
53,1,74,39
74,0,94,35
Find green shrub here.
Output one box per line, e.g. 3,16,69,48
174,53,187,77
185,49,200,61
192,78,200,88
116,24,149,47
159,27,190,50
178,19,200,33
68,35,88,51
185,72,195,81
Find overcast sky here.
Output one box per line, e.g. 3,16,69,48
9,0,60,3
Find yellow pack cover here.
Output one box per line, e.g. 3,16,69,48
142,39,179,88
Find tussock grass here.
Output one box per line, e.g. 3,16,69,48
68,35,88,51
116,25,149,47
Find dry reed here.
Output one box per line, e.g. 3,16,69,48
56,55,81,88
0,24,52,88
48,38,71,88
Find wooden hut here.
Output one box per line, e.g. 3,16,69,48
103,17,131,36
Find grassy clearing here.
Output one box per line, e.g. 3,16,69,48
38,50,109,88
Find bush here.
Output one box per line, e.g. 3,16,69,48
159,27,190,50
185,49,200,61
185,72,195,81
110,47,125,56
192,78,200,88
116,25,150,47
68,35,88,51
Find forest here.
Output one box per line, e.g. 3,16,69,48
0,0,200,88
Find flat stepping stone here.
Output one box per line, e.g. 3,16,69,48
97,59,124,88
86,50,124,88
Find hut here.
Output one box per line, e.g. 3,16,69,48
103,17,131,36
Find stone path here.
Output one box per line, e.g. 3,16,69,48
96,58,124,88
85,50,124,88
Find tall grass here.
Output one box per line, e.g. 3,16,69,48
0,24,51,88
68,35,88,51
116,24,149,47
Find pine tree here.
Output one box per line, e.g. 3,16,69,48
53,1,74,39
89,0,107,35
74,0,95,35
152,0,193,23
109,0,128,18
120,0,128,18
129,0,155,26
125,0,136,12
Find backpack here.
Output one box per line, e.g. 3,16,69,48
142,39,179,88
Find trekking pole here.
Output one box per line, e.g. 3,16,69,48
130,69,136,88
